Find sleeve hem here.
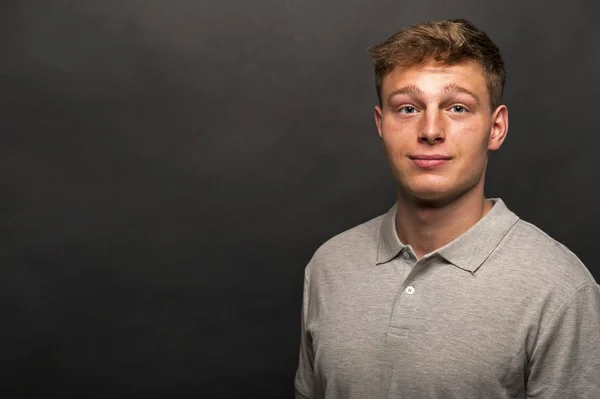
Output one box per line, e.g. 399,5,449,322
295,383,311,398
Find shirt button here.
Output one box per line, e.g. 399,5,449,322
403,252,410,260
405,286,415,295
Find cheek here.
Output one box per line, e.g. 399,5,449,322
453,123,489,155
381,118,414,148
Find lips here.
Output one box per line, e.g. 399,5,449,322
409,155,451,169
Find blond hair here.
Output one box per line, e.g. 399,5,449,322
368,19,505,109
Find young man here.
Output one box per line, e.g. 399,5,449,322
294,19,600,398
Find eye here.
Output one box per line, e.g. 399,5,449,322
398,106,418,114
450,105,467,113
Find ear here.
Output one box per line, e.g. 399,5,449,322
374,105,383,139
488,105,508,151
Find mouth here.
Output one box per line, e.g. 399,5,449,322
409,155,451,169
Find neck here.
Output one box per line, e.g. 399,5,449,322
395,186,493,260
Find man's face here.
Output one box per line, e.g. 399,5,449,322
374,59,508,204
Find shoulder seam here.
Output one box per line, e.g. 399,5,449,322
535,281,597,344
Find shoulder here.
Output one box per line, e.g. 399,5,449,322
304,211,386,278
314,213,384,258
505,218,596,289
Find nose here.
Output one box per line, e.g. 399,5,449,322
419,109,445,145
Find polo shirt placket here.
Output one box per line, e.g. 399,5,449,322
376,199,525,397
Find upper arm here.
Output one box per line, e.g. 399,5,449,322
294,274,315,398
526,282,600,398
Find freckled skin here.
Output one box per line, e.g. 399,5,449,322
374,60,508,207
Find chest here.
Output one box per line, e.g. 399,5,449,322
307,264,527,398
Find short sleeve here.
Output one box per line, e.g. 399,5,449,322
526,281,600,398
294,275,315,399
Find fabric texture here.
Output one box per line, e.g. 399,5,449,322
294,198,600,399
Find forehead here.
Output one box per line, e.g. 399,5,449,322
381,60,488,99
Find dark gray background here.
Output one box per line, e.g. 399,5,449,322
1,0,599,398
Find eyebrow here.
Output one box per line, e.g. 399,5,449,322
386,83,481,106
386,84,423,103
442,83,481,105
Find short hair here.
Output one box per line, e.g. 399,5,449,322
368,19,505,110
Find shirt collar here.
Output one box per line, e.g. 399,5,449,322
376,198,520,273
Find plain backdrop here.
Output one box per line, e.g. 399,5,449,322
1,0,599,397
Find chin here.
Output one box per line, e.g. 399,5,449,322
401,182,462,207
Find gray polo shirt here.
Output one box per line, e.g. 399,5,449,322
294,198,600,398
